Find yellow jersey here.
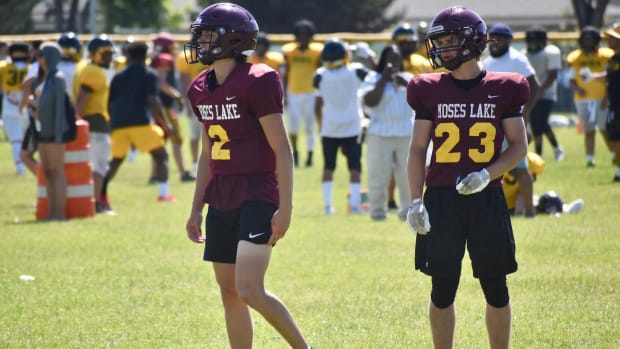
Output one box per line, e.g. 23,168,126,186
566,47,614,100
502,152,545,210
282,42,323,94
248,51,284,73
175,51,206,80
74,62,109,120
403,53,432,75
0,59,29,93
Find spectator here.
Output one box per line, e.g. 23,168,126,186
566,26,615,167
483,22,540,218
104,41,176,204
360,45,413,220
151,32,195,182
314,39,368,215
524,26,564,160
603,22,620,181
282,19,323,167
33,42,72,221
0,42,31,175
248,32,285,73
176,35,208,176
74,35,114,213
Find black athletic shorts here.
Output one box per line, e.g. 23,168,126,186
415,187,518,279
321,136,361,172
607,108,620,141
530,99,554,136
203,200,277,264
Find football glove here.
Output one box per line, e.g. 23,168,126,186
456,168,490,195
406,198,430,235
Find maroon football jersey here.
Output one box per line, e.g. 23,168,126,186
407,71,529,187
187,62,284,210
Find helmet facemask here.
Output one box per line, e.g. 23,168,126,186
426,25,485,71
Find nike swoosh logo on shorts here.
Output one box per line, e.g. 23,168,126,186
248,232,265,239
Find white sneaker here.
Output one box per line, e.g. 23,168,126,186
554,147,564,161
324,206,335,216
563,199,584,214
127,148,138,163
16,164,26,176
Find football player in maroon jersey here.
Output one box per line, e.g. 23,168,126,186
406,6,529,349
183,3,310,349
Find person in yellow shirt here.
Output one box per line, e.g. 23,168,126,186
392,22,433,75
282,19,323,167
503,152,583,215
176,44,207,175
0,42,31,175
74,35,114,213
566,26,615,167
248,32,284,73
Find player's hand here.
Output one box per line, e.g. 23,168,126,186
186,211,205,243
177,97,185,112
381,63,396,82
269,208,291,245
456,168,490,195
406,198,430,235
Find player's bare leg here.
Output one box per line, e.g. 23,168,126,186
235,241,308,349
213,262,253,349
486,303,511,349
585,130,596,164
513,168,535,217
429,302,455,349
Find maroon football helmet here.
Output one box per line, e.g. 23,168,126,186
425,6,487,71
184,2,259,65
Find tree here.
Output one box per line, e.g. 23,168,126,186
572,0,611,28
0,0,39,34
99,0,166,33
197,0,399,34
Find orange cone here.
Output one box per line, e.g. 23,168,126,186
36,119,95,220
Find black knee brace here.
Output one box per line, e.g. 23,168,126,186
479,276,510,308
431,276,460,309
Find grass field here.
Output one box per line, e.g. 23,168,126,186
1,120,619,348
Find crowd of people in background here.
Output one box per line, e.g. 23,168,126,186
2,3,619,348
0,11,619,221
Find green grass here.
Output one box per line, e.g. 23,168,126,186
1,120,619,348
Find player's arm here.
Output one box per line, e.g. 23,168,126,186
281,56,290,104
260,113,293,244
363,67,393,107
147,94,173,137
486,117,528,181
156,67,182,100
178,71,193,112
407,119,432,199
539,68,558,94
75,85,93,116
186,128,211,244
19,76,35,113
314,96,323,130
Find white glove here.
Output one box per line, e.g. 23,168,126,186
456,168,490,195
406,198,431,235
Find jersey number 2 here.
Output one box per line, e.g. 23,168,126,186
435,122,496,163
208,125,231,160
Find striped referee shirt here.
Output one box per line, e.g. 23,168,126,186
359,71,414,137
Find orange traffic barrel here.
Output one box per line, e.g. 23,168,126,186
36,119,95,220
